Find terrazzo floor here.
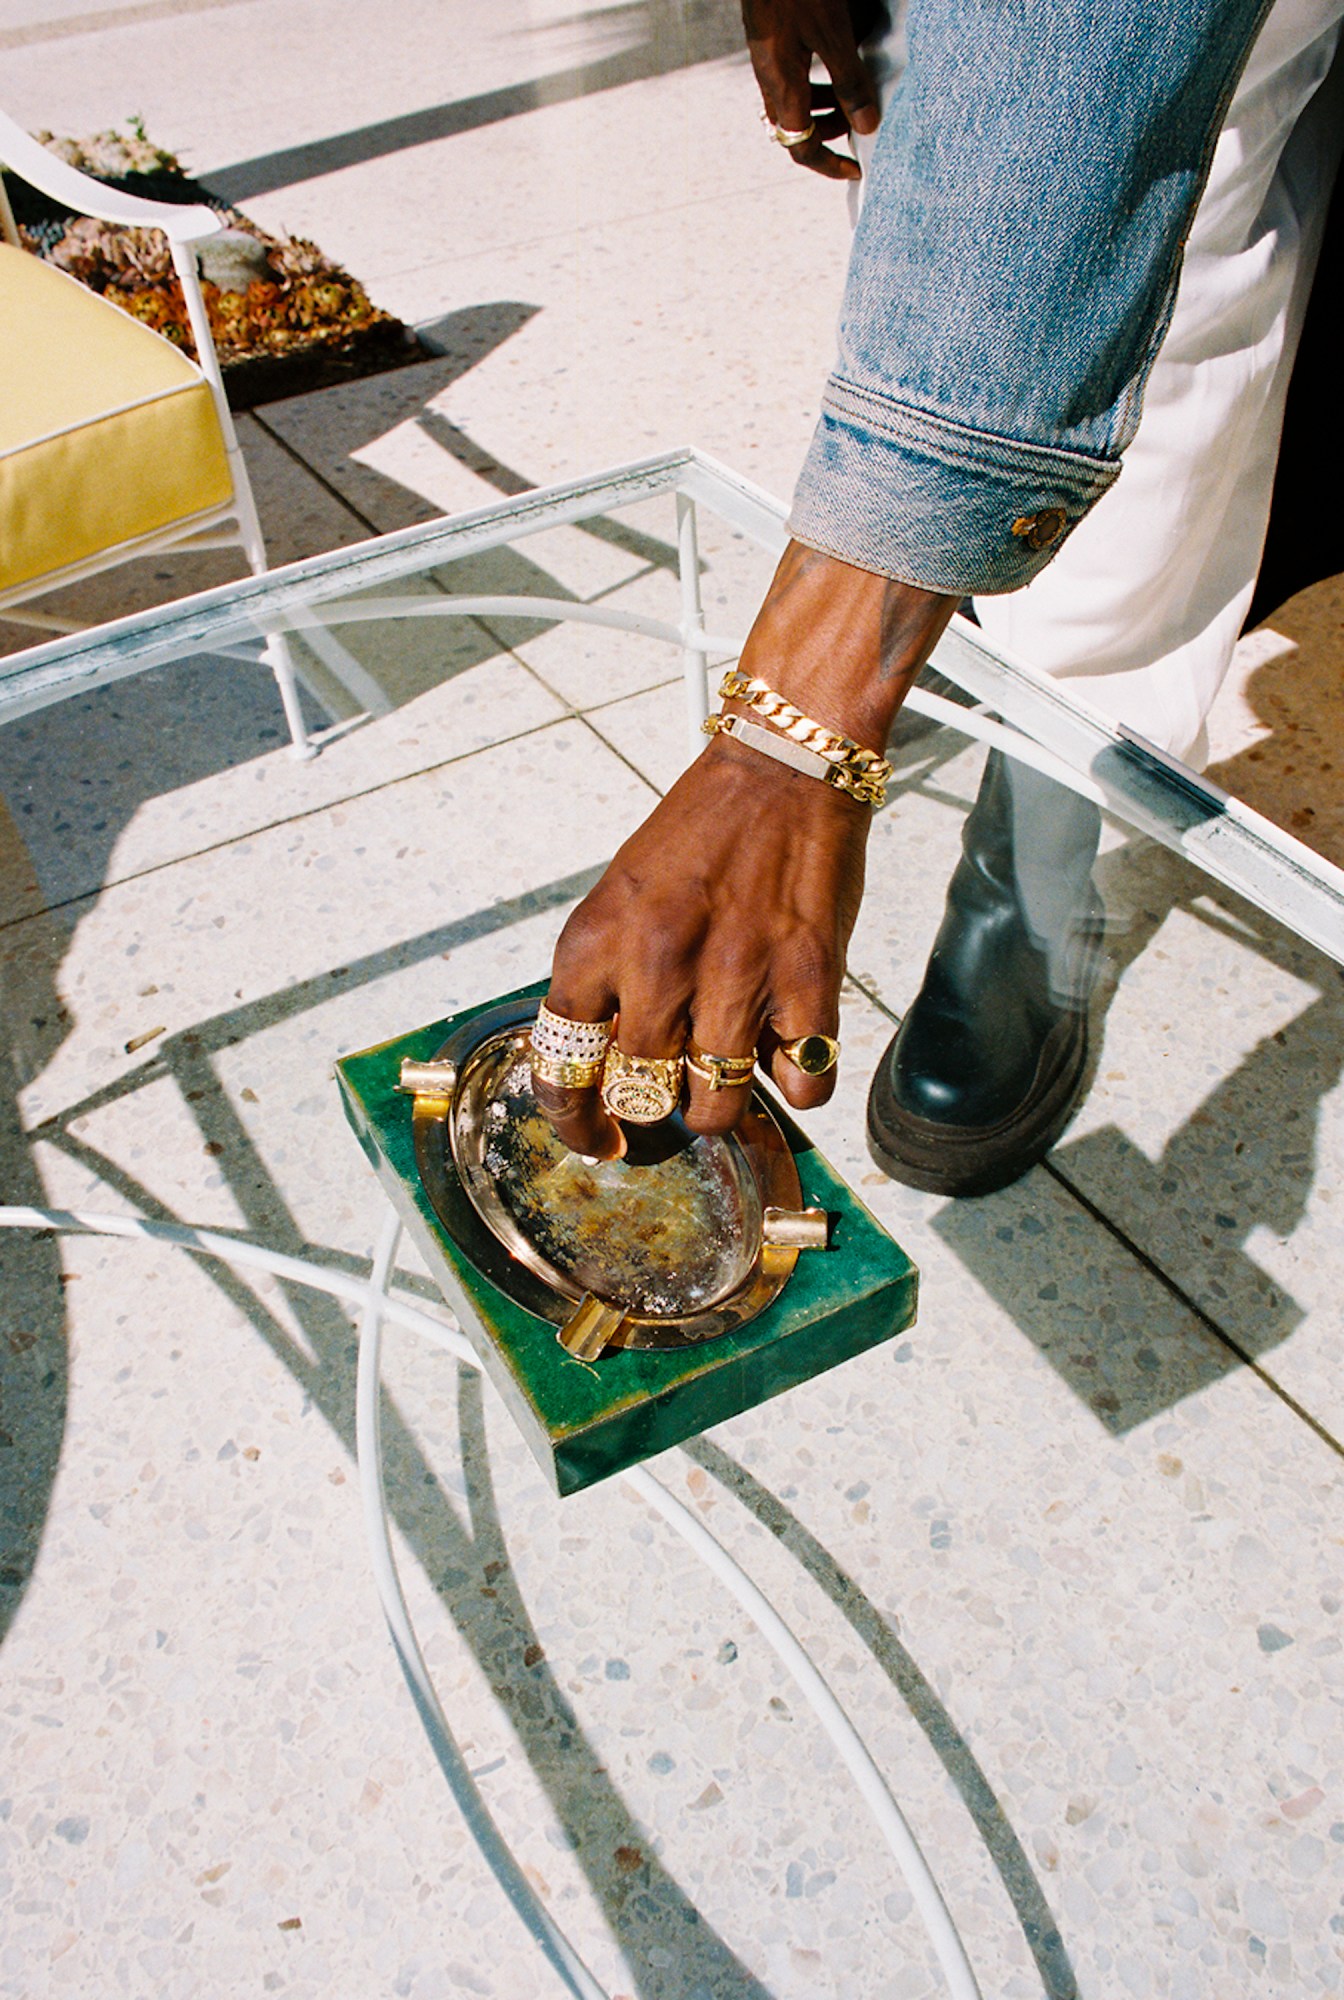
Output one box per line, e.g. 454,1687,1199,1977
2,5,1342,1998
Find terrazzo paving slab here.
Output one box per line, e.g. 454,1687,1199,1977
370,181,848,505
737,1003,1344,2000
0,1228,562,2000
1052,836,1344,1443
9,716,653,1135
234,37,773,296
0,0,623,167
0,514,766,935
7,865,1341,1999
256,375,779,717
583,678,706,798
843,724,1344,1445
0,644,565,929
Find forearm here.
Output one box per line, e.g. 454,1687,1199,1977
728,542,956,751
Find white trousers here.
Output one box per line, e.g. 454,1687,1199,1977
857,0,1344,766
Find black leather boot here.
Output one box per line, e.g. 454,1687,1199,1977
867,751,1104,1196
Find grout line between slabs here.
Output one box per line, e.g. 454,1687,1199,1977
249,407,428,542
1046,1164,1344,1463
573,710,668,797
843,969,1344,1464
0,710,610,940
359,170,799,293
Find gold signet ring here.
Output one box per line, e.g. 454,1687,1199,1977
780,1034,840,1076
600,1046,684,1124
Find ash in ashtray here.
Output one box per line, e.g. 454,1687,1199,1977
481,1055,756,1316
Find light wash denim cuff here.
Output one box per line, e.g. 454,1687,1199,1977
788,377,1120,595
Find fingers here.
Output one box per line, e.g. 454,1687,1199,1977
683,972,766,1136
760,933,842,1113
747,8,878,180
813,45,879,137
787,131,862,182
538,916,623,1159
535,969,837,1153
761,65,861,180
538,941,693,1157
808,86,857,142
537,972,842,1149
762,1029,840,1111
531,1073,624,1162
683,926,842,1135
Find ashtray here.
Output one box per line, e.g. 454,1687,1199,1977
402,993,832,1360
337,982,918,1495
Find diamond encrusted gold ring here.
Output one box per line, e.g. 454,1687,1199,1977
530,1001,613,1066
529,1049,605,1089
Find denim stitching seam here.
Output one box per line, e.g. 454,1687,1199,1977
821,378,1118,497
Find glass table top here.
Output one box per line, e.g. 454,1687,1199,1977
4,443,1344,967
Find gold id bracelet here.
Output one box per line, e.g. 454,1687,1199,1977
703,670,891,807
704,711,888,806
715,671,893,792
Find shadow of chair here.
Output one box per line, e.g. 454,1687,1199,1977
0,110,367,759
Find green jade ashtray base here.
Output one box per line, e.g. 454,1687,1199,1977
336,983,918,1495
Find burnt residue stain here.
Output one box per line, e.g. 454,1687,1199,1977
481,1057,754,1316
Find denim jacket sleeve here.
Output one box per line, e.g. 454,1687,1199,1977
788,0,1273,593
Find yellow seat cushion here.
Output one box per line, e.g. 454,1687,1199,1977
0,244,233,594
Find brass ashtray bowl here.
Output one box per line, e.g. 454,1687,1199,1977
398,997,828,1360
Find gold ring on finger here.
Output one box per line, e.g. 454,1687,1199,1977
780,1033,840,1077
760,110,816,148
530,1049,605,1090
685,1039,757,1093
600,1046,684,1124
530,1002,614,1066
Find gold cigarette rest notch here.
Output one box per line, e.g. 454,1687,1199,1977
396,1001,828,1362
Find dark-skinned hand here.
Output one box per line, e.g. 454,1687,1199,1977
534,544,957,1158
742,0,880,180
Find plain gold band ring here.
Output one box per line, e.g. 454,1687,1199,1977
760,111,816,148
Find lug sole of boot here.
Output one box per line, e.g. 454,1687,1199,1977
865,1005,1091,1198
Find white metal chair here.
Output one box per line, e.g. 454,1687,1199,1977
0,111,326,755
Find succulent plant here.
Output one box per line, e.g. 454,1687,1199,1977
26,125,401,372
34,125,183,179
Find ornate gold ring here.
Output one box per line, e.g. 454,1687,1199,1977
600,1046,684,1124
529,1049,605,1090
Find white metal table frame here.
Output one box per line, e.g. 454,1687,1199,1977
5,442,1343,968
5,445,1343,1998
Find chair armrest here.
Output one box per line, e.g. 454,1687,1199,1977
0,110,222,243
